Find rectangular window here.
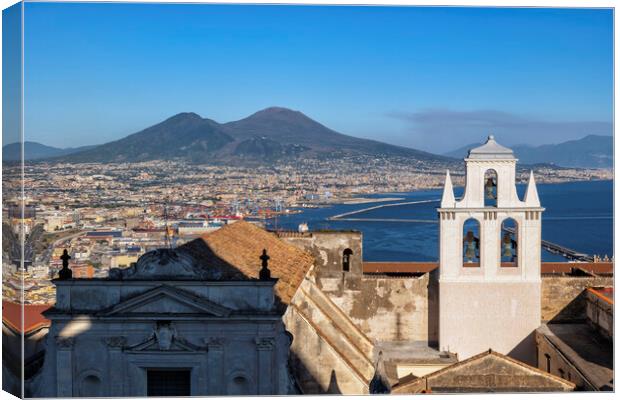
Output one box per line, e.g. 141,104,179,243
558,368,565,379
147,369,191,396
545,354,551,373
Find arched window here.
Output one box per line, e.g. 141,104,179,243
484,169,498,207
463,218,480,267
80,375,102,397
342,248,353,272
500,218,518,267
228,376,250,395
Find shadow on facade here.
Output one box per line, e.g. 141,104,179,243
548,290,589,324
427,269,440,349
287,347,344,394
507,331,536,365
2,328,23,397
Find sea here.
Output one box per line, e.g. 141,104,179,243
272,180,613,262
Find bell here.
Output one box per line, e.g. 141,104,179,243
502,233,513,257
464,230,477,261
485,177,497,200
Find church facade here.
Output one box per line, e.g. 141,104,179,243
32,249,295,397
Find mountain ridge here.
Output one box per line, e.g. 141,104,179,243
444,135,612,168
2,141,96,161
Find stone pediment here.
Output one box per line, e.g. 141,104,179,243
392,350,575,393
98,285,231,317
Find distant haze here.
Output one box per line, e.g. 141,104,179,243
388,109,613,153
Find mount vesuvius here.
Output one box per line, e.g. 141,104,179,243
51,107,451,165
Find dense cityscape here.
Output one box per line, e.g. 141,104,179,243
2,156,612,306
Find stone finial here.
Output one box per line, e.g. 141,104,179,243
259,249,271,280
524,170,541,207
58,249,72,280
440,170,456,208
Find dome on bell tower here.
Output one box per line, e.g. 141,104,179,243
467,135,515,159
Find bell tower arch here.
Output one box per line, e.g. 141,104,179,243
437,135,544,364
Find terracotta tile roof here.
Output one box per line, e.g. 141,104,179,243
541,262,613,275
191,221,315,306
363,262,438,274
2,301,52,334
362,262,614,276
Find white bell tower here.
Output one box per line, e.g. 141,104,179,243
437,135,544,365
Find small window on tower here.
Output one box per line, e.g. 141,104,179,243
342,248,353,272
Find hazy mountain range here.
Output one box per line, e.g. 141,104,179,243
444,135,613,168
3,108,612,169
2,141,95,161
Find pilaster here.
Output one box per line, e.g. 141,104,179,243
255,337,275,394
103,336,126,396
56,337,74,397
205,337,226,395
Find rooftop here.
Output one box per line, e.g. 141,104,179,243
392,349,575,393
2,301,52,334
197,220,316,306
359,261,613,277
537,323,613,391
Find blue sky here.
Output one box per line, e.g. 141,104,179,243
17,3,613,153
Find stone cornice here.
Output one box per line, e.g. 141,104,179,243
437,207,545,212
464,158,518,163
